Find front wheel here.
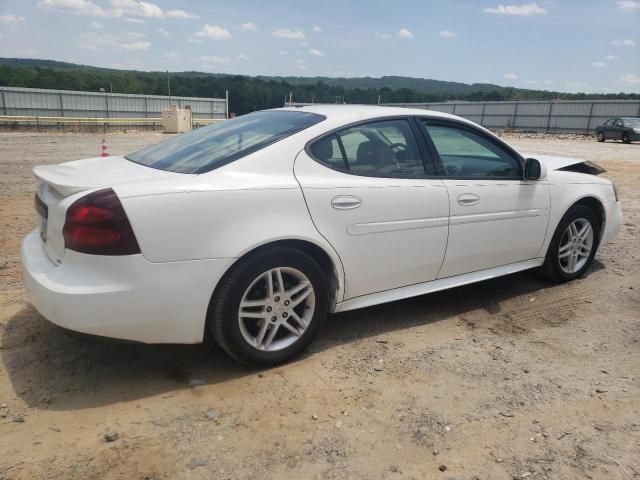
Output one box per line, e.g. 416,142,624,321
622,133,631,144
597,131,605,142
541,205,600,282
208,246,328,366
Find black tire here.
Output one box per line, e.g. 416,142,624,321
597,131,605,142
622,133,631,144
541,204,600,282
207,246,328,366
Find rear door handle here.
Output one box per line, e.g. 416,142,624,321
331,195,362,210
457,193,480,206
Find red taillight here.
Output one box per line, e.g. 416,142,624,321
63,188,140,255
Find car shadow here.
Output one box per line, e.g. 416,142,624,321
1,262,604,411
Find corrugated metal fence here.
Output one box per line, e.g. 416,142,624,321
384,100,640,133
0,86,227,120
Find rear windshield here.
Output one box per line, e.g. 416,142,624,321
623,118,640,127
126,110,325,174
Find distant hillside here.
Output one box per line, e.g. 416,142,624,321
1,58,638,115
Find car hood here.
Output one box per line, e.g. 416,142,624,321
33,155,181,197
521,153,591,171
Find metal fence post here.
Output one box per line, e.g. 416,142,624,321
144,97,148,118
452,103,457,115
545,102,554,133
58,92,64,117
105,94,110,118
511,103,518,130
480,103,486,127
636,101,640,117
586,101,595,134
1,89,6,115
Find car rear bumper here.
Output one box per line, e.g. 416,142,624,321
601,200,622,244
21,230,233,344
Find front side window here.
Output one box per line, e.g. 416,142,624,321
614,119,623,127
310,119,427,177
127,110,324,174
422,122,520,178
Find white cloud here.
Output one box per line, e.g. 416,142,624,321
237,54,250,61
157,27,169,37
38,0,107,16
124,17,145,23
238,22,257,31
195,24,232,40
110,0,198,19
164,51,179,59
201,55,231,65
309,48,324,56
621,73,640,84
484,3,546,15
0,14,26,23
299,41,309,47
617,0,640,10
610,39,635,47
375,33,392,39
439,30,459,37
397,28,413,39
38,0,198,19
312,25,322,32
592,61,607,68
19,48,37,56
605,54,619,60
504,73,518,80
89,21,103,28
543,79,554,85
78,31,151,51
526,80,538,85
272,28,306,40
296,63,307,70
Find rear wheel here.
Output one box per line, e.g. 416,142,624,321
541,205,600,282
597,131,605,142
622,132,631,144
208,246,328,366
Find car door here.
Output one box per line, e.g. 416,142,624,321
294,117,449,300
601,119,614,138
418,118,550,278
612,118,624,140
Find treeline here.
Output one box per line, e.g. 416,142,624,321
0,61,638,116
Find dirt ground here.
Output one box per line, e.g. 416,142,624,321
0,131,638,480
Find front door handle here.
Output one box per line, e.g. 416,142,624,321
331,195,362,210
457,193,480,206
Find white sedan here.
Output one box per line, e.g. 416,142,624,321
21,106,622,365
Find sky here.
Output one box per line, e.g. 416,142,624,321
0,0,638,93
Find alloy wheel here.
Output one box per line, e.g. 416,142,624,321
238,267,315,352
558,218,594,274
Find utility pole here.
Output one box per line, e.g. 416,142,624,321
288,92,292,107
225,90,229,119
167,70,171,105
109,82,113,94
377,94,381,106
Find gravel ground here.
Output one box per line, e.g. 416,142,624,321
0,131,639,480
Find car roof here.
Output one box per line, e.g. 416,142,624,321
276,104,465,124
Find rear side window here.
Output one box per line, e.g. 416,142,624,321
126,110,324,174
422,122,520,178
309,119,427,177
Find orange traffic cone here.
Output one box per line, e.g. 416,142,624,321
101,138,109,158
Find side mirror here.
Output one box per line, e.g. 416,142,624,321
524,158,547,181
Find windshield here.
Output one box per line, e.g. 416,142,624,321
623,118,640,127
126,110,324,174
